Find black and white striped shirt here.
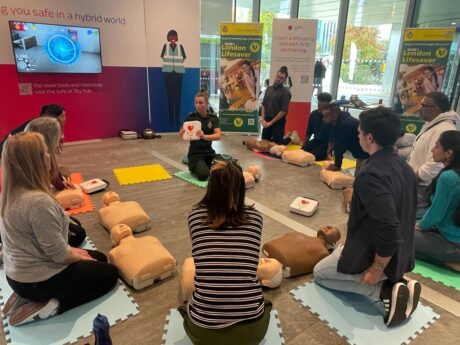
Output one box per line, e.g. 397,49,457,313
187,206,265,329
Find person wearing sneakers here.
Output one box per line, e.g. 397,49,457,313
314,107,421,327
415,130,460,272
0,132,119,326
260,66,299,145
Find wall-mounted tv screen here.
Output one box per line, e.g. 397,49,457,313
9,21,102,74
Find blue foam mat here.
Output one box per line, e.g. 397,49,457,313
0,239,139,345
162,308,285,345
291,282,439,345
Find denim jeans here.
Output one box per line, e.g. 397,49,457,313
313,245,386,303
415,230,460,264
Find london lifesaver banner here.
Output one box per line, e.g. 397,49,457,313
395,27,455,134
219,22,263,133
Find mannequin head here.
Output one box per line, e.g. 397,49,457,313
110,224,133,246
246,165,262,181
102,191,121,206
257,258,282,288
317,226,341,245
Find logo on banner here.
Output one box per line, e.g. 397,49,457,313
436,47,448,58
406,31,414,39
405,123,417,133
233,118,243,127
249,42,260,53
222,26,228,33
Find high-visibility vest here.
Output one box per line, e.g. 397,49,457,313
162,43,185,73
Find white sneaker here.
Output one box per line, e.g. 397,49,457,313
9,299,59,326
2,292,31,316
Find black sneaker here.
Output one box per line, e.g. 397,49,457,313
401,278,421,318
380,281,409,327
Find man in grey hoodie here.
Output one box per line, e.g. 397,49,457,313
408,92,460,218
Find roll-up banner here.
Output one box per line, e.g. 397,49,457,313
395,28,455,134
219,22,263,133
270,19,317,141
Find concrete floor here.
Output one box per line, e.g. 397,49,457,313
1,134,459,344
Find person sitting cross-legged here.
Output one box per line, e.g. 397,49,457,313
415,130,460,272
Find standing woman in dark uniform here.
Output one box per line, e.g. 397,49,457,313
179,92,221,181
161,30,187,127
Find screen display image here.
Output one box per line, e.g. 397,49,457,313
9,21,102,73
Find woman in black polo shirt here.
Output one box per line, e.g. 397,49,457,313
179,92,221,180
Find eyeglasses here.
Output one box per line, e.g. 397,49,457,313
420,103,436,108
212,158,239,166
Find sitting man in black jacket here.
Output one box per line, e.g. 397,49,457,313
314,107,421,327
322,103,369,171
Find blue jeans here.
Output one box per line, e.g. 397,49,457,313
313,246,386,303
415,230,460,264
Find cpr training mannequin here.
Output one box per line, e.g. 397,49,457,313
180,257,282,302
262,226,341,277
243,165,262,189
109,224,176,290
243,138,274,152
282,149,316,167
320,161,355,189
98,192,151,233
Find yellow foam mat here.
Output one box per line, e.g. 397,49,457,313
113,164,172,185
315,158,356,170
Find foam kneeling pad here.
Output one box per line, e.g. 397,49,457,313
319,169,354,190
343,187,353,213
281,149,315,167
55,185,85,210
98,201,151,233
262,232,330,277
109,235,176,290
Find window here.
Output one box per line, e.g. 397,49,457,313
338,0,407,105
298,0,341,95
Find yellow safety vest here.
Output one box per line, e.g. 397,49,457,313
162,43,185,73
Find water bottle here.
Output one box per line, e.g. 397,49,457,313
93,314,112,345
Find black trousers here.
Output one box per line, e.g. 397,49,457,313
68,216,86,247
302,139,328,160
7,250,119,314
188,154,214,181
261,117,290,145
164,71,184,126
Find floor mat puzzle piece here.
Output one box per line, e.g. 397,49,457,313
161,308,284,345
113,164,172,185
315,158,357,170
173,171,208,188
0,240,139,345
67,172,95,215
413,260,460,291
291,282,439,345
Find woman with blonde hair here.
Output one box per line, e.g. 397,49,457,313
179,92,221,181
0,132,118,327
25,117,71,191
24,117,86,247
180,159,271,345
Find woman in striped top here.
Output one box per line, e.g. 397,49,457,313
181,159,271,345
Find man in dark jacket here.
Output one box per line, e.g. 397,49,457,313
322,103,369,171
314,107,421,327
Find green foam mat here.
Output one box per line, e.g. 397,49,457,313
173,171,208,188
412,260,460,291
